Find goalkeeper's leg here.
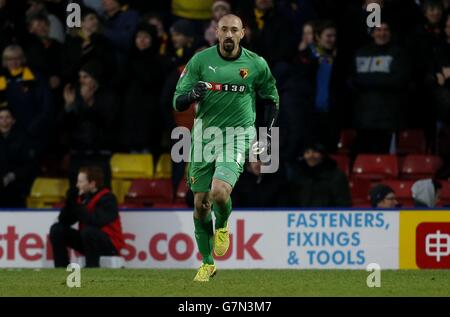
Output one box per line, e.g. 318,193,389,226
193,192,216,282
211,178,233,256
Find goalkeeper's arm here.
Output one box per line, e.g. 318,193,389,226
264,99,279,148
265,100,279,134
174,81,208,112
252,100,279,159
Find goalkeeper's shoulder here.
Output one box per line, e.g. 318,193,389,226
190,46,217,62
242,47,269,65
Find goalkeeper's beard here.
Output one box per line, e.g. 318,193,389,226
223,39,235,52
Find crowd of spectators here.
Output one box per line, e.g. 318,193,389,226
0,0,449,208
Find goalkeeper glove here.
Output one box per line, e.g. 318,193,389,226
189,81,209,103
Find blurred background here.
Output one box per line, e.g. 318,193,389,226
0,0,449,209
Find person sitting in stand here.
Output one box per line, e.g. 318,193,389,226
49,166,124,268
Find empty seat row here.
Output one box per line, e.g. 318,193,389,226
332,154,442,181
27,177,190,209
338,129,428,155
111,153,172,179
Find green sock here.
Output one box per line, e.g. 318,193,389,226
213,197,232,229
193,212,214,265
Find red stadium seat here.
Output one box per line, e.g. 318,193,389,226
125,179,173,206
349,178,371,207
400,155,443,180
175,177,189,203
380,180,415,207
337,129,357,154
330,154,350,176
396,130,426,155
439,180,450,207
352,154,399,181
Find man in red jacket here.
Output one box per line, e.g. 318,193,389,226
49,166,124,267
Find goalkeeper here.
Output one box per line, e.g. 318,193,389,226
173,14,279,282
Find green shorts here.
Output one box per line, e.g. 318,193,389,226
187,128,255,193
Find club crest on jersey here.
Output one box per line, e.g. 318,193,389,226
239,68,249,79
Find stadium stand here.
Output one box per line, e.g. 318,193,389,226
396,130,427,155
352,154,399,181
379,180,416,207
336,129,357,155
110,154,154,179
349,178,371,207
400,154,443,180
440,180,450,207
26,178,69,208
155,153,172,179
124,179,173,207
330,154,350,177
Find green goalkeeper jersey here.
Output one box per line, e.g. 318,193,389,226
173,45,279,132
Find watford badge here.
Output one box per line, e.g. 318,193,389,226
239,68,249,79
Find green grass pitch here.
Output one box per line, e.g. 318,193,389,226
0,269,449,297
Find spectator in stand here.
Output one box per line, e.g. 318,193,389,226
231,161,286,207
406,0,445,132
60,60,118,188
204,0,231,47
277,0,317,45
370,184,398,208
141,12,171,56
82,0,103,15
0,0,28,53
0,105,37,207
49,166,124,268
279,20,340,163
411,178,442,208
160,18,206,199
167,19,200,70
284,143,351,207
0,44,52,154
26,0,65,43
171,0,213,36
117,24,164,154
298,21,315,52
101,0,139,66
352,20,411,154
242,0,295,67
62,7,115,85
431,14,450,178
24,13,62,92
338,0,392,63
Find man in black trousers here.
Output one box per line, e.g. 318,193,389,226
49,166,124,267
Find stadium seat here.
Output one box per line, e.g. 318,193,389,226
125,179,173,206
155,153,172,179
330,154,350,176
110,153,154,179
380,179,415,207
400,154,443,180
396,130,426,155
439,180,450,207
111,179,132,204
175,177,189,203
337,129,356,154
27,178,69,208
352,154,399,181
349,178,371,207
